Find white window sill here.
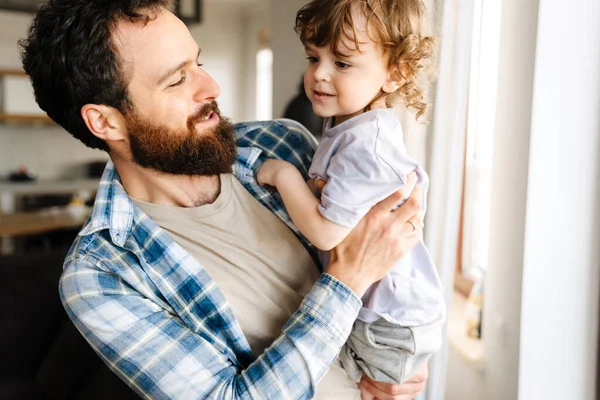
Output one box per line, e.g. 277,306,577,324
448,290,486,371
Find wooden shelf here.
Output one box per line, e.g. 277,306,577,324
0,113,54,124
0,69,26,76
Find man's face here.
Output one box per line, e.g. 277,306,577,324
114,8,236,175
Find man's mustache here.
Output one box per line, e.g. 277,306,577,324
187,101,220,128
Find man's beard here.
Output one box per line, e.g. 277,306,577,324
125,101,237,176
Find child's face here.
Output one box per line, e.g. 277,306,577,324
303,20,398,126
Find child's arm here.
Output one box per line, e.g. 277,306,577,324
257,159,351,250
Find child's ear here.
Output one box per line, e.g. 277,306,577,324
382,66,407,94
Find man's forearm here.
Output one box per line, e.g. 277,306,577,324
61,259,361,399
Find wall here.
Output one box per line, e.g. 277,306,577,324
270,0,308,119
517,0,600,398
189,1,245,121
0,10,107,180
445,348,486,399
240,0,270,122
0,10,31,69
0,1,249,179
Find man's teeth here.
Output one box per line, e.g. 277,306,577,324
202,113,211,120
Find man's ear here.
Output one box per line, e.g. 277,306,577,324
382,65,407,94
81,104,127,143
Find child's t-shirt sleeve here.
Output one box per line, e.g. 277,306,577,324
318,130,421,228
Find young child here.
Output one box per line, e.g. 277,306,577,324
257,0,445,386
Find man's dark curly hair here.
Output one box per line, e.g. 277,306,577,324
19,0,174,151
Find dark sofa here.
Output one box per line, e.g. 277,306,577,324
0,249,139,400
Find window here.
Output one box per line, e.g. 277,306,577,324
455,0,502,295
255,48,273,121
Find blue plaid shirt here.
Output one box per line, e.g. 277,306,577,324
59,119,362,400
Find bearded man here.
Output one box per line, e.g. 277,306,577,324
19,1,428,398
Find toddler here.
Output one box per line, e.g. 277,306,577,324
258,0,445,385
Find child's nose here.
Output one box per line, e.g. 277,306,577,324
313,64,331,82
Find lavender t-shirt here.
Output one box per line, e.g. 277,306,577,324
308,108,443,326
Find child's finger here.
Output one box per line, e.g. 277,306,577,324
315,178,327,193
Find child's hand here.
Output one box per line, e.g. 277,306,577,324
307,177,327,197
257,159,293,187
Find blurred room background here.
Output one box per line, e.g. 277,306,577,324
0,0,598,399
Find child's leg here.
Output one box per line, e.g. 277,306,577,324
340,313,444,385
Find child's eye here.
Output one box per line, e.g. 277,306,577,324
306,56,318,64
335,61,351,69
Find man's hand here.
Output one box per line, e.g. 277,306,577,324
359,361,429,400
325,172,422,296
257,159,294,187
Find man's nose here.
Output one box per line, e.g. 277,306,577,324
192,69,221,103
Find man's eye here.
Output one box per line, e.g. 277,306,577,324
170,75,186,87
335,61,350,69
197,63,203,67
306,56,318,64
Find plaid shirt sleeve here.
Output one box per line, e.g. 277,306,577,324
59,119,362,400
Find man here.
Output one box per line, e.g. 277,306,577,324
20,0,428,398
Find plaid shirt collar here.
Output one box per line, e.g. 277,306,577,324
80,118,320,263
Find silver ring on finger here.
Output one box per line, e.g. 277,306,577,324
408,220,417,234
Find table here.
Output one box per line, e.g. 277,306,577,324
0,209,89,237
0,178,99,253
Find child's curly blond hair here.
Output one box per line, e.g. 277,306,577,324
295,0,436,120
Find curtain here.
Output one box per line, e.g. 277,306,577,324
421,0,475,398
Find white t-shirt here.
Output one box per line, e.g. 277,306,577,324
309,108,444,327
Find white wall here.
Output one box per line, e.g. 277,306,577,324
0,1,250,179
0,10,107,180
517,0,600,398
189,1,245,121
240,0,270,122
0,10,31,69
445,348,486,399
270,0,308,119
